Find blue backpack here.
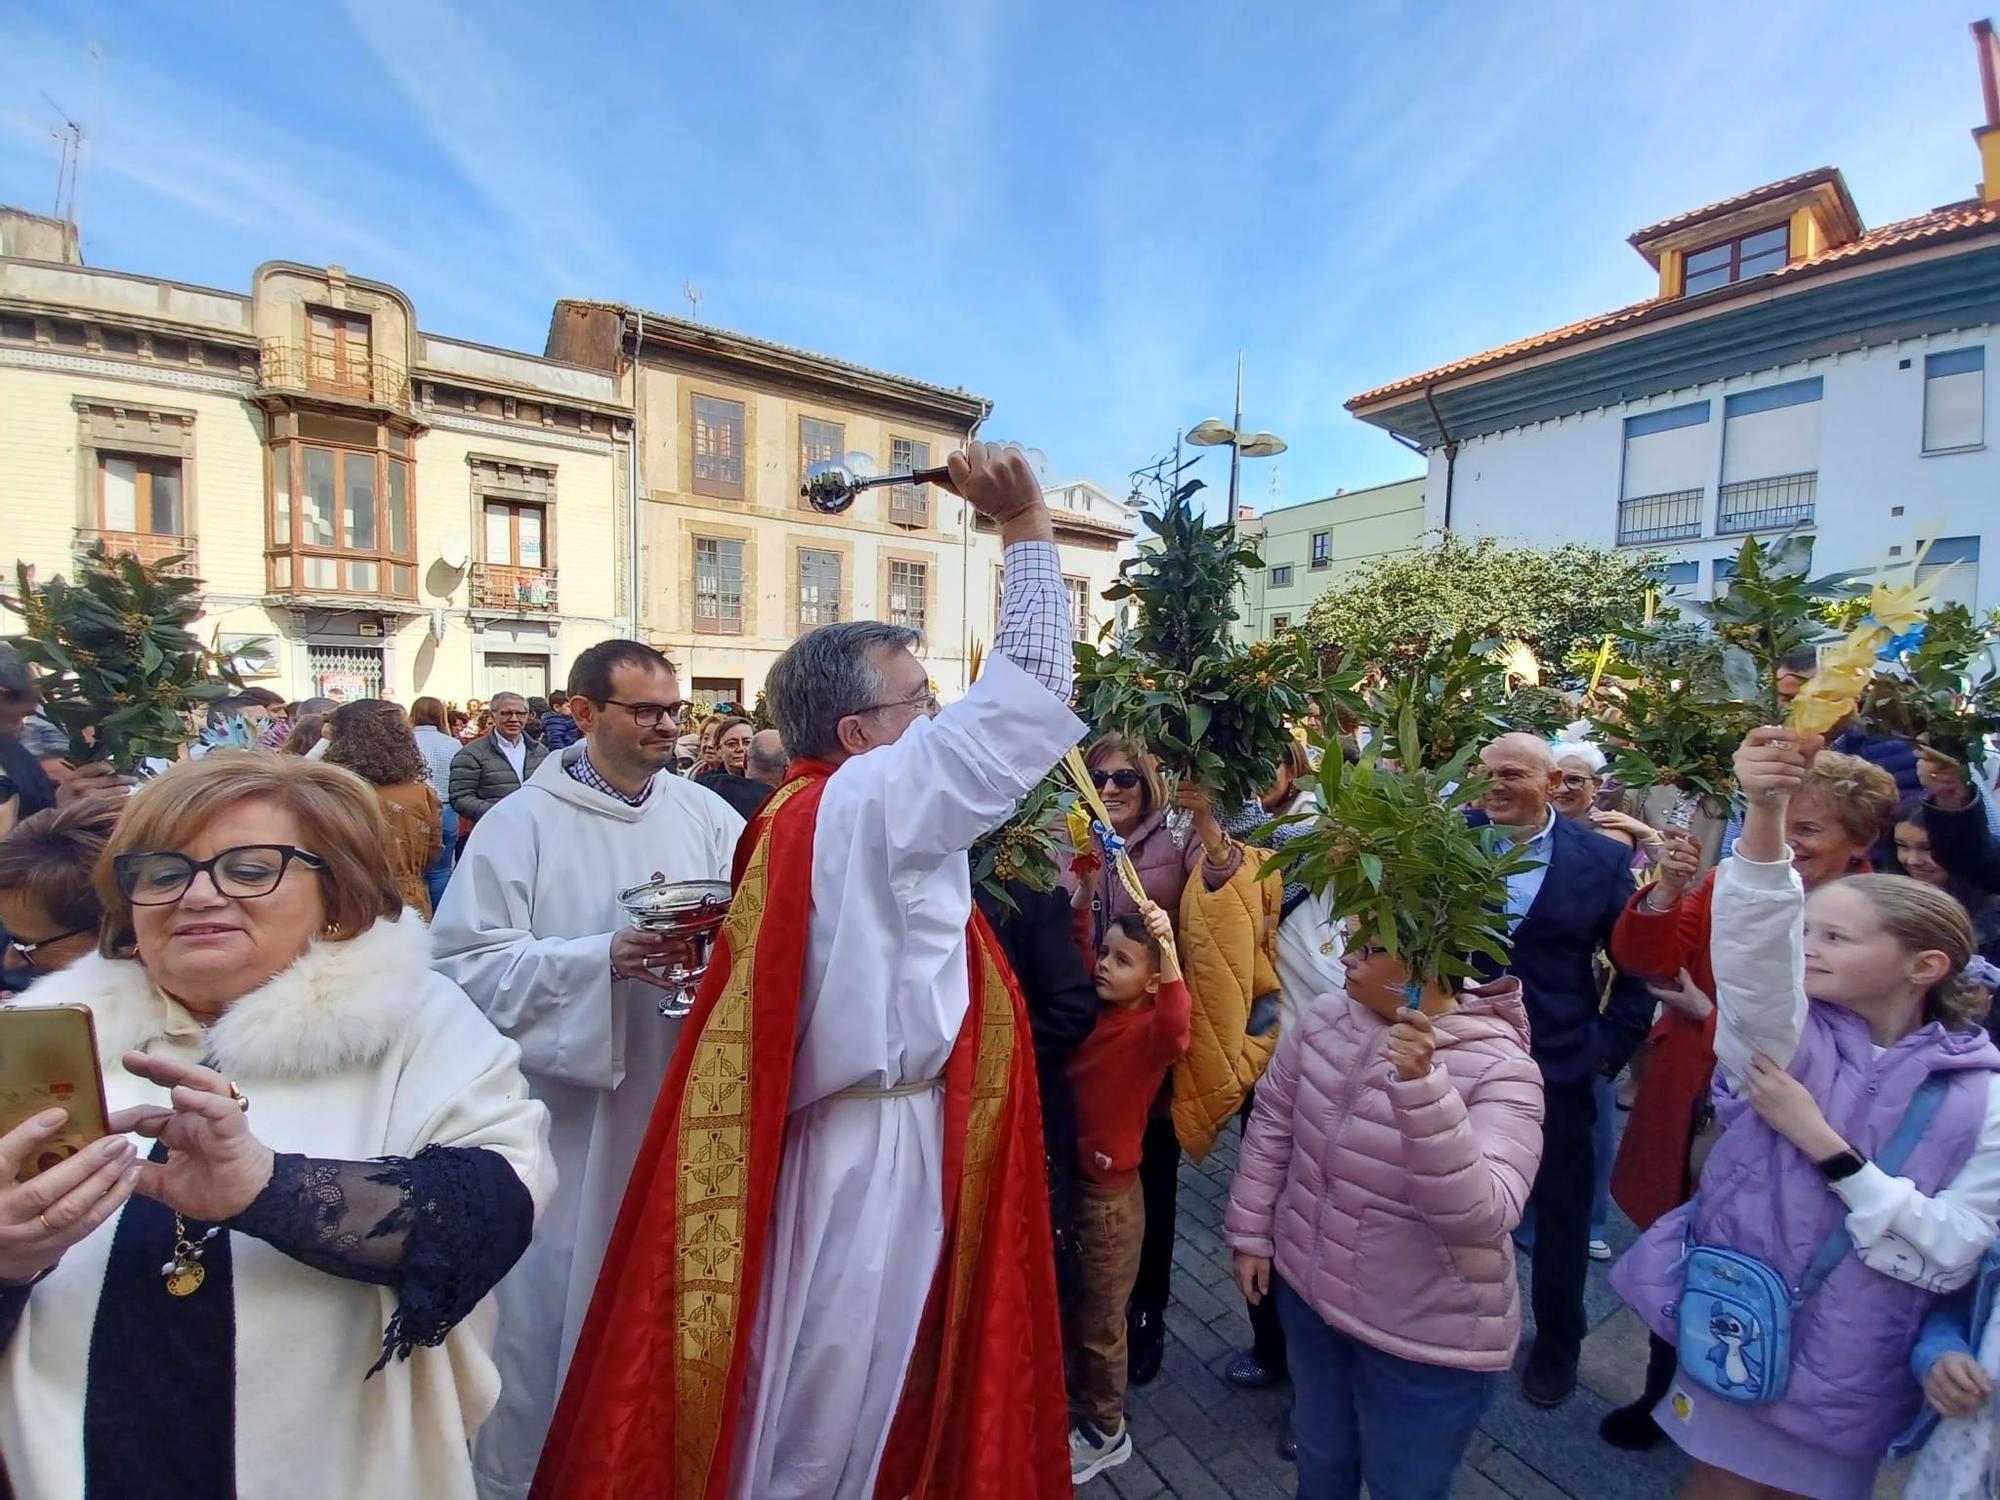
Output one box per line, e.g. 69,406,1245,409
1674,1074,1948,1405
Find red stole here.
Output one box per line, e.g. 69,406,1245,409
531,761,1070,1500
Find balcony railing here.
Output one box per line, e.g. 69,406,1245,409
1718,471,1817,535
258,340,411,412
76,528,198,577
471,562,559,613
1616,488,1705,545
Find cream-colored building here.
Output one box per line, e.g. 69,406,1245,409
1,206,631,705
2,211,1130,709
547,304,1133,703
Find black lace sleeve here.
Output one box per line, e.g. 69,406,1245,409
226,1144,534,1374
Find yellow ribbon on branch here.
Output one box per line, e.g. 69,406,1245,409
1060,745,1150,908
1785,546,1937,737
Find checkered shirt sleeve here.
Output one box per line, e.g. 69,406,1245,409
994,541,1073,699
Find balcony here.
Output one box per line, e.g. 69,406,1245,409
1718,471,1817,535
258,340,411,412
76,528,198,578
471,562,559,613
1616,488,1705,545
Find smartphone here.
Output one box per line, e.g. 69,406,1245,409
0,1005,111,1180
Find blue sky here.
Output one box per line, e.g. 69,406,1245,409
0,0,1988,515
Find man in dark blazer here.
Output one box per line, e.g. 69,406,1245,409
449,692,551,824
1468,733,1653,1409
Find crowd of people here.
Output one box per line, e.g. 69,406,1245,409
1,443,1999,1500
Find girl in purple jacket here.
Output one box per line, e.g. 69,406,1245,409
1612,727,2000,1500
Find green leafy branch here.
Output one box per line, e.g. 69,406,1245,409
1075,479,1314,808
1270,723,1536,995
1858,604,2000,766
970,772,1078,914
3,545,245,770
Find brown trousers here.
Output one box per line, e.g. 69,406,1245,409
1065,1176,1146,1432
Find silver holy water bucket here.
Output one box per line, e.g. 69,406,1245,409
615,874,732,1018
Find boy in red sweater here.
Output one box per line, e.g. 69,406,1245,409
1065,902,1192,1485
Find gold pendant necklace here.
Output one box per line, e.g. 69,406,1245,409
161,1215,220,1296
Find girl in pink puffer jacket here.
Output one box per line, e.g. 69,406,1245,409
1224,940,1545,1500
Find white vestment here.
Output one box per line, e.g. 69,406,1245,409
431,748,743,1500
728,654,1084,1500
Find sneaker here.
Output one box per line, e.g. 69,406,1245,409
1588,1237,1612,1262
1069,1420,1133,1485
1225,1351,1287,1388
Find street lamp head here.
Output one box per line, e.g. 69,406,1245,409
1185,418,1235,446
1237,431,1288,458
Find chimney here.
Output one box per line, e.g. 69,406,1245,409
1976,19,2000,203
0,206,82,265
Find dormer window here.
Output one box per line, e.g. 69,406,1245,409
1684,224,1791,294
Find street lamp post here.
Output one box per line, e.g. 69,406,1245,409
1185,352,1286,540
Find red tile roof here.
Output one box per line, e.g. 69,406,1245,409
1627,166,1844,245
1348,198,2000,411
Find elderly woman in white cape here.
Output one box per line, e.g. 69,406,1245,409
0,753,553,1498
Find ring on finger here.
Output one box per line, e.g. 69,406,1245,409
37,1211,52,1233
226,1081,249,1115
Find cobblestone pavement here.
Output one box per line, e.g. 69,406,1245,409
1098,1124,1694,1500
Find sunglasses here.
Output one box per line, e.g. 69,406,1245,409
1091,768,1143,791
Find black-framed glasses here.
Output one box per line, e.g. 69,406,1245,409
7,928,92,971
597,698,688,730
114,845,327,906
1559,772,1598,790
856,689,940,718
1091,768,1143,791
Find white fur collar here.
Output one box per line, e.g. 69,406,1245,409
20,911,432,1079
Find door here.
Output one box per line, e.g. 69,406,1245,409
307,644,384,702
484,653,550,700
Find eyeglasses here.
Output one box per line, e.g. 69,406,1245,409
114,845,327,906
597,698,689,730
1091,768,1143,791
1559,773,1598,790
7,928,91,971
856,689,940,718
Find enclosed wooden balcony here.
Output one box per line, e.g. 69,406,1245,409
471,562,559,613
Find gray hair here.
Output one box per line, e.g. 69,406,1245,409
490,691,528,710
747,728,790,780
767,621,921,761
1550,738,1607,776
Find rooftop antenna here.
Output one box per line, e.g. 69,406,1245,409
682,279,702,320
42,90,83,222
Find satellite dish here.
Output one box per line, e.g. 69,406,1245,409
438,533,470,571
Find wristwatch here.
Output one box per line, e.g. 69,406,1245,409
1814,1148,1868,1182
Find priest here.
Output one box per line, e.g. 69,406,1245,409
431,639,744,1500
534,442,1082,1500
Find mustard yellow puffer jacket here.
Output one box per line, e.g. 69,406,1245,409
1172,844,1283,1160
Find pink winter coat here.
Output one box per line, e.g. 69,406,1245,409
1223,977,1545,1372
